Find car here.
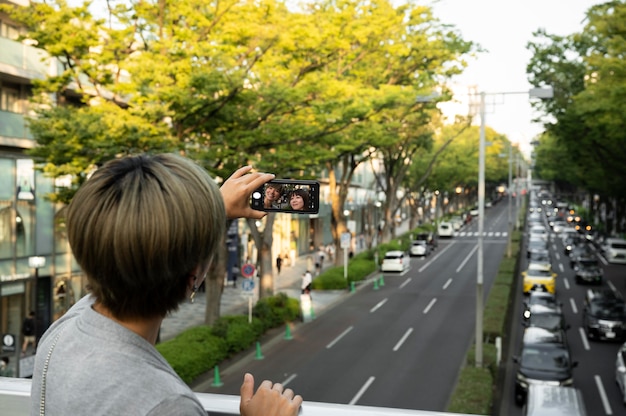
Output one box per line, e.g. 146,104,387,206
409,240,429,257
381,250,410,272
523,304,569,332
450,216,464,231
550,217,568,233
527,238,549,259
568,243,594,268
572,256,603,285
529,225,548,241
523,385,588,416
522,264,557,294
415,231,438,250
582,288,626,341
528,249,551,267
528,212,543,226
437,221,454,238
616,341,626,405
514,327,577,406
523,292,562,321
563,234,585,256
469,207,479,217
601,238,626,264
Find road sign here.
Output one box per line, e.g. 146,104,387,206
241,263,256,278
241,278,255,296
341,232,351,249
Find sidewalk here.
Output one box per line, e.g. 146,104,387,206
159,253,343,342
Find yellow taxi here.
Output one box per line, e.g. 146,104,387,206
522,262,557,295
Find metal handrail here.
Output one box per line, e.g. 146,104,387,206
0,376,477,415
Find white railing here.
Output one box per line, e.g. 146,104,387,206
0,377,479,416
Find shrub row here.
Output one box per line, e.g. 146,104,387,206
156,293,300,384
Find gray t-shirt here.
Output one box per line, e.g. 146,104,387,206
30,295,206,416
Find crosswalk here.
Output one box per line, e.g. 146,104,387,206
451,231,509,238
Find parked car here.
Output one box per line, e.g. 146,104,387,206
523,291,562,322
572,256,603,285
409,240,429,257
522,264,557,295
527,237,549,259
381,250,410,272
601,238,626,264
616,341,626,405
582,288,626,341
514,327,577,406
437,221,454,238
523,385,588,416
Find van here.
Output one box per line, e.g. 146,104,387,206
523,385,587,416
602,238,626,264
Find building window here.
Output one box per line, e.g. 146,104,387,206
0,84,23,113
0,21,20,40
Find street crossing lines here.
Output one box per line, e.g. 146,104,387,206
454,231,508,238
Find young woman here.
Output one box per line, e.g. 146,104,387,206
30,153,302,416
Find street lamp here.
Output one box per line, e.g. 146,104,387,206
475,86,553,368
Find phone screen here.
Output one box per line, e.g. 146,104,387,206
251,180,320,214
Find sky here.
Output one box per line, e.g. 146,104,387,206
426,0,602,156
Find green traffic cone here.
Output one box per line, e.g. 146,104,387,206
373,278,379,290
350,281,356,293
284,323,293,340
379,274,385,286
255,341,264,360
211,365,224,387
310,304,316,320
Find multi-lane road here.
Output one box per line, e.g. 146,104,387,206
200,200,626,414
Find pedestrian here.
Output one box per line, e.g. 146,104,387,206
301,270,312,295
232,264,239,288
276,254,283,274
0,357,13,377
21,310,36,356
30,154,302,416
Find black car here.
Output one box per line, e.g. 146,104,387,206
583,288,626,341
563,234,585,256
568,243,594,268
513,327,577,406
523,291,561,321
523,304,570,332
572,256,603,285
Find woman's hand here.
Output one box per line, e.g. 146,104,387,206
240,373,303,416
220,166,274,220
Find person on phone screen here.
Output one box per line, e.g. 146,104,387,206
289,188,309,211
30,153,303,416
263,183,285,209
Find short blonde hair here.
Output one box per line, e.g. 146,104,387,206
67,153,225,319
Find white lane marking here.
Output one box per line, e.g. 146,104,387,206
349,376,375,405
579,327,590,351
393,328,413,352
594,375,613,415
456,245,478,273
563,278,570,290
552,243,558,251
558,263,564,273
419,242,455,272
608,280,617,292
370,298,388,313
282,374,297,386
598,253,608,265
555,252,560,261
423,298,437,314
326,326,353,349
399,278,411,289
570,298,578,314
443,278,453,290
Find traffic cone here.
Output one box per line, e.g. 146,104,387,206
255,341,264,360
373,278,379,290
310,304,316,320
284,323,293,340
350,281,356,293
211,365,224,387
379,274,385,287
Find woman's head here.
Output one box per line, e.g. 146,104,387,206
67,153,225,320
289,189,309,211
264,183,283,204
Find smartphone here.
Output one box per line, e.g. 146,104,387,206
250,179,320,214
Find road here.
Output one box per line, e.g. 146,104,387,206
199,200,511,413
500,209,626,415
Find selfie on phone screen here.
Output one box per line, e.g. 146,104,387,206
251,180,319,214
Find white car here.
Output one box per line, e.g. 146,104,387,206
602,238,626,264
381,250,410,272
529,225,548,241
409,240,429,257
617,341,626,405
438,221,454,238
450,216,464,231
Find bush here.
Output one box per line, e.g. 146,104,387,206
253,292,300,330
211,315,265,354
